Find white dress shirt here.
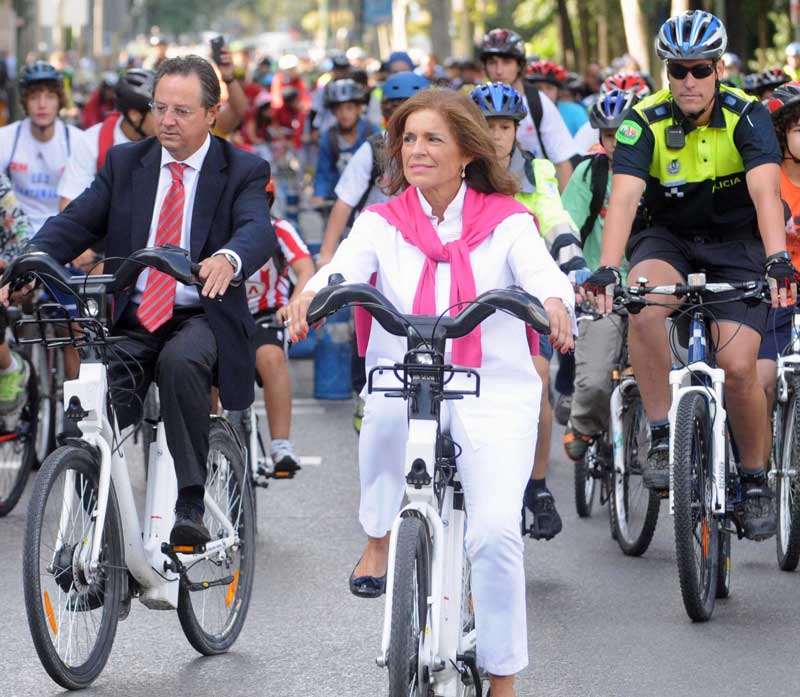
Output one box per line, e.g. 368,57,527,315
306,183,575,449
134,134,241,306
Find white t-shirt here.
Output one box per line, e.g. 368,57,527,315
573,120,600,156
516,88,577,165
334,136,389,209
57,114,130,202
0,119,84,235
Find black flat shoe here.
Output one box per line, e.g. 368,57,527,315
349,558,387,598
170,506,211,546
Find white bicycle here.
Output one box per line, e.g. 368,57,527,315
6,248,256,689
307,276,549,697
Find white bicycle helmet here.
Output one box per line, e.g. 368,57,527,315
655,10,727,62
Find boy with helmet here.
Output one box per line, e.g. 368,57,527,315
785,43,800,82
525,59,588,136
479,28,577,191
0,61,82,235
245,178,315,475
58,69,156,208
584,10,787,540
562,89,639,461
311,78,375,204
470,81,587,540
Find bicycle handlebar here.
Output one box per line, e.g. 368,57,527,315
614,278,766,299
306,274,550,341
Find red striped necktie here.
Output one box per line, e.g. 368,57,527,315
137,162,188,332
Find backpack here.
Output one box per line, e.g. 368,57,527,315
579,154,610,245
522,81,549,161
4,119,71,178
96,112,119,170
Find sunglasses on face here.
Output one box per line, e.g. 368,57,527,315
666,62,716,80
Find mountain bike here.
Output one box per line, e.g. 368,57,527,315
6,248,255,689
307,276,550,697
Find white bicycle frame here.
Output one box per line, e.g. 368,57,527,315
376,409,474,696
609,369,637,490
58,362,239,611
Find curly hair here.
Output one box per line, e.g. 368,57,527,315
382,88,519,197
773,102,800,155
21,81,66,112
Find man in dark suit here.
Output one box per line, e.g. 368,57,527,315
17,55,276,545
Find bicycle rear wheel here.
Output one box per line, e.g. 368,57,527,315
776,389,800,571
0,355,39,517
672,392,719,621
23,445,124,689
177,418,255,655
613,390,660,556
388,515,431,697
574,441,598,518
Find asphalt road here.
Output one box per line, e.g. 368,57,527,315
0,358,797,697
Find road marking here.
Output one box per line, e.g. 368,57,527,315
252,404,327,416
299,456,322,466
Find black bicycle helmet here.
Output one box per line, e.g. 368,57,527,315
767,81,800,117
19,61,62,90
479,28,526,63
115,69,155,114
469,82,527,121
323,78,366,108
759,67,791,89
589,89,638,130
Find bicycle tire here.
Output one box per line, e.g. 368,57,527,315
388,515,431,697
716,526,732,598
672,392,719,621
613,391,660,556
776,388,800,571
574,442,597,518
0,355,39,517
30,343,54,466
23,445,124,689
224,409,258,520
177,418,255,655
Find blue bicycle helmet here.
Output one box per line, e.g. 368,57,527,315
382,72,429,101
589,89,638,130
655,10,727,62
469,82,527,121
19,61,62,89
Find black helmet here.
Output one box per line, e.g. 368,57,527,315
115,69,155,114
19,61,62,90
479,28,526,63
759,67,790,90
330,54,351,70
323,78,366,108
767,81,800,118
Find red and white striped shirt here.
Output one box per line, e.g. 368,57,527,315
246,218,311,313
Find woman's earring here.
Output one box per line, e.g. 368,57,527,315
460,163,466,179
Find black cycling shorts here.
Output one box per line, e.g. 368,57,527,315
253,311,287,351
626,227,768,336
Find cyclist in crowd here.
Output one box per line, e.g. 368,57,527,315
245,178,314,475
311,78,375,205
753,68,791,101
470,81,587,541
584,10,789,540
0,172,31,413
285,87,574,697
562,89,638,461
80,71,118,129
479,28,577,191
59,69,156,209
0,61,82,235
524,59,588,136
721,52,744,88
309,54,353,136
6,55,275,547
785,42,800,82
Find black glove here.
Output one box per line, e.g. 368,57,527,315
765,252,799,291
583,265,621,297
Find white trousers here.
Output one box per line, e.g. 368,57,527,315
358,393,535,676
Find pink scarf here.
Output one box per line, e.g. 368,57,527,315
354,185,535,366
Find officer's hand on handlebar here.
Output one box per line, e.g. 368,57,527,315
765,253,798,309
543,298,574,353
583,265,621,316
285,290,317,343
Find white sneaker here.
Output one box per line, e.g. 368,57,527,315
270,444,301,478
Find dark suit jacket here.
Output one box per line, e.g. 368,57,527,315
32,135,275,409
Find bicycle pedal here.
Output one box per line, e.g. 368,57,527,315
161,542,206,555
272,469,296,479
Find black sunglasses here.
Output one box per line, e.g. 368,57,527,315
666,62,716,80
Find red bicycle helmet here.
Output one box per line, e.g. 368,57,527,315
600,72,652,99
524,59,569,87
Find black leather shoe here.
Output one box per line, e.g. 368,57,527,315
170,505,211,546
349,558,386,598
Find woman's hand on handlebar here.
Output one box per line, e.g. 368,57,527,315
285,290,317,343
544,297,574,354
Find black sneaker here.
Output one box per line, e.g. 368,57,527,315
741,478,777,541
170,503,211,546
644,430,670,490
524,484,563,541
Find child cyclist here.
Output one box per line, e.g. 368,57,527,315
245,178,315,475
560,89,638,462
470,82,587,541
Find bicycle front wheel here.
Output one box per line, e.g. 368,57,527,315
776,389,800,571
0,355,39,517
613,390,660,556
23,445,124,689
574,441,598,518
672,392,719,621
388,515,431,697
177,418,255,655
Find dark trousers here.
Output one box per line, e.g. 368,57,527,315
109,304,218,492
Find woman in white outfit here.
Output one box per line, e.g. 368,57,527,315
286,89,574,697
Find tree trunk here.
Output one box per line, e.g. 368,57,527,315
428,0,451,60
578,0,593,64
392,0,408,51
451,0,472,59
557,0,579,69
670,0,690,14
619,0,650,73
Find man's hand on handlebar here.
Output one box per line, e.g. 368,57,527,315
543,297,574,353
198,254,236,300
583,265,621,316
285,290,317,343
765,253,798,309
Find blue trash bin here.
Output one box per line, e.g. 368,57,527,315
313,307,352,399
